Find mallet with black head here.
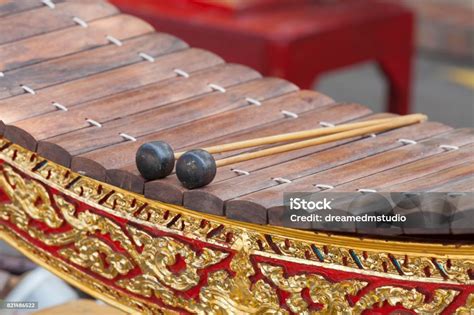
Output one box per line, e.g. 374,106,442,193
176,114,427,189
135,117,401,180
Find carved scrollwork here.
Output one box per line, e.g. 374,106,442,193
454,293,473,315
0,165,63,229
59,237,134,280
259,263,366,313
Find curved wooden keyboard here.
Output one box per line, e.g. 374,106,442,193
1,0,473,238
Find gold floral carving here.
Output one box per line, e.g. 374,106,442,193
260,263,460,314
0,139,473,314
0,164,63,229
198,232,282,314
454,294,474,315
60,237,134,280
354,287,459,314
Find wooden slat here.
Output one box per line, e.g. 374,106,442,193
0,14,153,72
0,48,222,128
389,161,474,235
236,128,472,228
386,161,474,192
37,77,297,165
334,140,474,192
146,103,372,206
184,121,450,222
430,177,474,192
449,190,474,235
0,1,118,45
70,91,332,188
0,0,44,17
0,33,188,99
3,49,228,149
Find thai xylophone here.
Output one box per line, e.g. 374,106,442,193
0,1,473,314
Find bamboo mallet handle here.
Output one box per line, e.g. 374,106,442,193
174,116,398,159
137,117,396,181
215,114,427,167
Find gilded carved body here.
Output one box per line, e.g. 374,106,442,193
0,139,472,314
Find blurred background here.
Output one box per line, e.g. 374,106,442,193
1,0,472,313
318,0,474,128
106,0,474,127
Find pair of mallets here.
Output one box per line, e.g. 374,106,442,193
136,114,427,189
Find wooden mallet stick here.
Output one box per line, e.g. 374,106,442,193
176,114,428,189
136,116,402,180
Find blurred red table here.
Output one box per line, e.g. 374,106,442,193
109,0,414,114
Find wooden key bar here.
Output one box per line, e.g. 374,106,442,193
184,121,450,219
430,177,474,193
386,161,474,192
449,190,474,235
0,48,222,127
0,14,153,72
0,1,118,45
440,175,474,235
0,33,187,99
38,77,297,163
0,0,47,17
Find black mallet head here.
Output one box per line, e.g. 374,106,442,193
136,141,175,180
176,149,216,189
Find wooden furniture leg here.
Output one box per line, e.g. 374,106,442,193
379,52,414,115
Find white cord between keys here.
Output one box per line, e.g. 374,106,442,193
245,97,261,106
398,138,417,145
357,188,377,193
232,169,250,176
273,177,292,184
281,110,298,119
106,35,123,47
52,102,68,111
439,144,459,151
174,69,190,78
208,83,226,93
42,0,55,9
21,85,36,95
139,52,155,62
86,119,102,128
73,16,88,28
319,121,335,128
120,133,137,142
315,184,334,190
